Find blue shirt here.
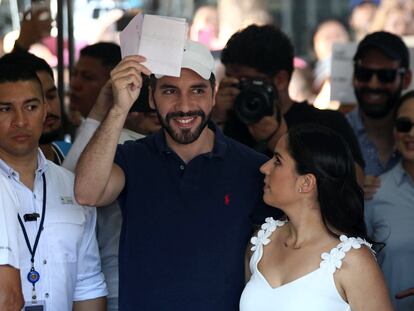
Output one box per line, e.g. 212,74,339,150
365,162,414,311
114,124,278,311
346,109,399,176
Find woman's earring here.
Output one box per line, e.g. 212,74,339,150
298,188,302,193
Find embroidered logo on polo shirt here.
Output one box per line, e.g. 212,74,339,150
60,196,74,204
224,194,231,206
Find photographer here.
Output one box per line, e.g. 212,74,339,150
213,25,364,181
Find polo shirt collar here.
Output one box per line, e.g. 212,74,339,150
349,109,366,136
0,149,48,181
393,161,414,186
154,121,227,159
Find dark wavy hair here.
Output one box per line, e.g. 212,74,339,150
287,124,368,239
221,24,294,78
80,42,121,69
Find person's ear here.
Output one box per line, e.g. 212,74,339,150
297,174,317,193
402,70,412,89
148,86,156,110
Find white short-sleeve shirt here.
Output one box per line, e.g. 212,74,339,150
0,151,108,311
63,118,144,302
0,173,20,269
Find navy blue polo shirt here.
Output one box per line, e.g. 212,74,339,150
114,124,278,311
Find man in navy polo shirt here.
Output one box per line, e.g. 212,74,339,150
75,40,280,310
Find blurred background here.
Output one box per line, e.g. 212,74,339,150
2,0,414,136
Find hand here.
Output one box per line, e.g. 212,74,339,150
110,55,151,115
363,175,381,200
396,287,414,299
247,115,280,141
247,113,287,151
212,77,240,124
15,9,52,50
88,80,114,122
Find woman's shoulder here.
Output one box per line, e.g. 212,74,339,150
320,235,374,274
334,237,394,310
331,236,378,283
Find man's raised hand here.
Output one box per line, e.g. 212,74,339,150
110,55,151,115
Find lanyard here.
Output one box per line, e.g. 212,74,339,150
17,173,46,303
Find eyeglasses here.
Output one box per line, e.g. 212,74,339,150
354,65,406,83
395,117,414,133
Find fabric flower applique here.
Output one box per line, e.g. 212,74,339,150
251,217,286,251
250,229,271,251
320,247,346,273
337,235,372,252
261,217,277,231
320,235,374,273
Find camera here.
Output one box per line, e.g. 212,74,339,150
234,78,276,124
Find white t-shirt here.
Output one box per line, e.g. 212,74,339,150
0,173,20,269
63,118,144,301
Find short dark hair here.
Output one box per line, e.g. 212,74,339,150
80,42,121,69
0,51,54,78
221,24,294,78
287,124,367,239
0,62,43,95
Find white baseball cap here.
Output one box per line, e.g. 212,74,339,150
155,40,215,80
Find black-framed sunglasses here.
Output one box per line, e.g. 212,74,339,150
354,65,406,83
395,117,414,133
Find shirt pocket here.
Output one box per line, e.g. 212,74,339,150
45,207,86,263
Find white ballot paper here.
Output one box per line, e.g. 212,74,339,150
119,13,188,77
330,42,358,104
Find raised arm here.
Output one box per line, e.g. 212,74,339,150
74,55,151,206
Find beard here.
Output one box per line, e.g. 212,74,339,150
39,128,61,145
354,85,402,119
157,109,210,144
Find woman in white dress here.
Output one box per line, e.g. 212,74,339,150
240,124,393,311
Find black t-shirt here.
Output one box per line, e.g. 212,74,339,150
223,101,364,168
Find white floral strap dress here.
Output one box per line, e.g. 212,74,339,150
239,217,373,311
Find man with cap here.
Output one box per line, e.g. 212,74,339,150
347,31,412,197
74,40,277,310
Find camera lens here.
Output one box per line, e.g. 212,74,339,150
234,79,275,124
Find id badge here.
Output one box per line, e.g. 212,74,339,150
24,300,46,311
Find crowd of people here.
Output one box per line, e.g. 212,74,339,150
1,0,414,311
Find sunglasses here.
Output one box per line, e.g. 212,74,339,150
354,65,405,83
395,117,414,133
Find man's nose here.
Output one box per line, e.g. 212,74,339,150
12,109,28,127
